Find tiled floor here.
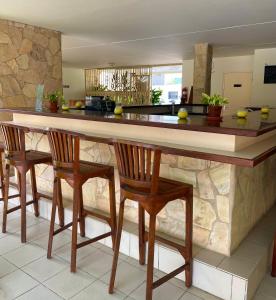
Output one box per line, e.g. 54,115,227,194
0,212,275,300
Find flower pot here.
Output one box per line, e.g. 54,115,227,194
207,105,222,120
48,101,59,113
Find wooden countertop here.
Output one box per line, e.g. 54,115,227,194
1,107,276,137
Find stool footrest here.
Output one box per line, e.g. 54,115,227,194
77,231,112,249
83,208,111,226
145,232,187,258
152,263,189,289
6,199,36,214
53,222,73,235
0,193,20,201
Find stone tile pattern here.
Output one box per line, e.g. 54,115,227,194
193,43,213,103
0,19,62,111
231,153,276,252
26,133,234,256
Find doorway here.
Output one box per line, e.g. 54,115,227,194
222,72,252,116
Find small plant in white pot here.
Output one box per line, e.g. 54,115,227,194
202,93,229,120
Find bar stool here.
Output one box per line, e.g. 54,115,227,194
272,233,276,276
0,123,61,243
46,128,117,272
109,140,193,300
0,142,21,201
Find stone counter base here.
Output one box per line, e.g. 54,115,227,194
25,132,276,256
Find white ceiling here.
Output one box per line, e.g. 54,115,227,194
1,0,276,68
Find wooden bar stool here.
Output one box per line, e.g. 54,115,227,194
46,128,117,272
0,123,57,243
272,233,276,277
109,140,193,300
0,142,21,202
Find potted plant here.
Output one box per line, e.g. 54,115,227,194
202,93,229,120
151,89,163,105
46,90,63,113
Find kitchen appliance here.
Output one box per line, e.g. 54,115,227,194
85,96,116,112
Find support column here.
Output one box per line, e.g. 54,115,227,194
192,43,213,103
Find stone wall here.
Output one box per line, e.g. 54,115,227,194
0,19,62,112
26,132,235,255
24,132,276,256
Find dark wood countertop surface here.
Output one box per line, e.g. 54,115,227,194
1,107,276,137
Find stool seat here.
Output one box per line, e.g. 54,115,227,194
54,160,113,179
122,177,191,202
7,150,52,165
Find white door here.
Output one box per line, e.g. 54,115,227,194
223,72,252,116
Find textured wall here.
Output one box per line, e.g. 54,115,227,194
26,132,235,255
0,19,62,111
24,132,276,256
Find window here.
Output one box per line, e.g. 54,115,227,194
151,65,182,104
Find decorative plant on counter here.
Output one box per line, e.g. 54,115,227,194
151,88,163,105
201,93,229,120
45,90,64,113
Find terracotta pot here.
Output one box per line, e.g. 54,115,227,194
207,105,222,120
48,101,59,113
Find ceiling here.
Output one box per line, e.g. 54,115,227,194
1,0,276,68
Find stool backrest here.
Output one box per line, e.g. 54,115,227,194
113,139,162,194
47,128,84,171
0,123,28,159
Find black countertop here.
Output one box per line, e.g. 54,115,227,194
1,107,276,137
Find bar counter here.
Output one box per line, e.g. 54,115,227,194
1,107,276,257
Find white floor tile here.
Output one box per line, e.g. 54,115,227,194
71,280,126,300
31,230,71,250
22,256,68,282
44,268,95,299
16,284,63,300
78,248,116,278
3,243,46,268
101,261,146,295
0,269,39,299
0,234,23,255
0,256,17,279
179,292,204,300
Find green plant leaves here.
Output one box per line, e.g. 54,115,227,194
201,93,229,106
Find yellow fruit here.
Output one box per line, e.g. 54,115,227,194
62,105,69,111
178,110,188,119
237,111,247,118
75,101,83,108
261,107,269,113
114,107,123,115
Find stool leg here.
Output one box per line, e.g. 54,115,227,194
185,193,193,287
2,164,10,233
56,178,64,227
139,204,146,265
30,166,39,217
108,174,116,248
19,169,27,243
47,177,58,259
0,154,4,198
109,196,125,294
78,186,85,238
146,214,156,300
272,233,276,277
71,184,81,273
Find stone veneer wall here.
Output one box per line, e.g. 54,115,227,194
26,132,236,255
24,132,276,256
230,153,276,252
0,19,62,111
